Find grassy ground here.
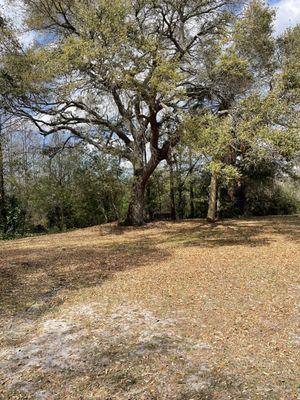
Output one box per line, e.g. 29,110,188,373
0,216,299,399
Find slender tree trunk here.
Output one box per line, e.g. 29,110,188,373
190,183,195,218
0,122,6,231
58,204,66,232
207,172,218,223
189,150,195,219
169,159,177,221
236,180,246,215
175,156,185,219
146,184,154,221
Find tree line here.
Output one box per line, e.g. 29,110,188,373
0,0,299,234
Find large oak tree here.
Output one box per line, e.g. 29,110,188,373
1,0,238,225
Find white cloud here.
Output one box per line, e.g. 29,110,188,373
0,0,35,47
0,0,24,26
273,0,300,35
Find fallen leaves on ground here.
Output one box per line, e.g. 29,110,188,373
0,216,299,399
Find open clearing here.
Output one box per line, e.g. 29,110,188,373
0,216,299,399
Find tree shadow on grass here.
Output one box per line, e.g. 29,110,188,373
0,240,170,320
1,216,299,398
0,215,299,322
159,215,300,248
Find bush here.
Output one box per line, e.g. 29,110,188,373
0,196,26,239
244,181,299,216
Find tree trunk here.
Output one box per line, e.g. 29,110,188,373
190,182,195,219
189,150,195,218
0,124,6,231
124,150,164,226
124,173,146,226
236,180,246,215
169,159,177,221
175,155,185,219
207,172,218,223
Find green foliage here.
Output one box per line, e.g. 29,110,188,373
210,48,253,100
0,132,129,237
32,148,127,231
0,196,26,239
183,114,231,156
234,0,275,72
0,0,299,231
278,25,300,106
243,181,299,217
145,170,170,220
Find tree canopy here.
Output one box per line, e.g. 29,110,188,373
0,0,299,230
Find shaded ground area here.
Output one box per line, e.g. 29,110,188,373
0,216,299,399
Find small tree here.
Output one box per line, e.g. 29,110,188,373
0,14,20,232
183,0,299,222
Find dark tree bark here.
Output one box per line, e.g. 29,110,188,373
189,182,195,219
175,155,185,220
124,149,164,226
236,180,247,215
168,157,177,221
124,172,146,226
189,150,195,219
207,172,218,223
123,104,175,225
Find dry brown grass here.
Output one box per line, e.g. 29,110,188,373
0,216,299,399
